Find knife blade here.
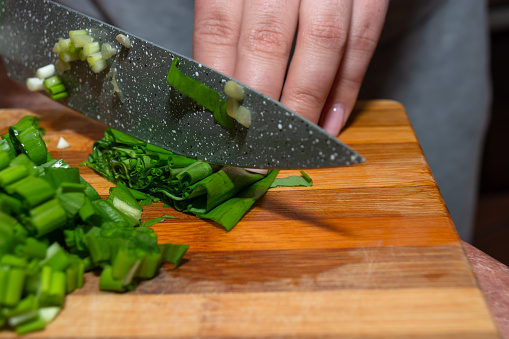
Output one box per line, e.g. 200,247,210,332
0,0,365,169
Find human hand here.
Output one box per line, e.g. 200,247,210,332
193,0,389,136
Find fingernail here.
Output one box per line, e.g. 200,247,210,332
322,103,345,136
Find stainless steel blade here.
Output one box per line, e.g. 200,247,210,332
0,0,365,168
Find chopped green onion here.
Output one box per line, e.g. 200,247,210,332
224,80,245,101
69,29,88,39
112,196,141,221
23,238,48,259
43,76,62,90
0,211,19,230
234,105,251,128
67,41,80,53
52,42,61,54
15,318,46,335
48,84,66,95
29,199,68,236
49,84,66,95
82,41,100,57
38,265,52,305
101,42,116,59
2,267,26,306
8,116,52,165
79,49,86,61
0,165,29,187
55,59,71,75
60,51,80,63
0,151,10,170
11,176,55,208
50,92,68,100
58,38,71,52
0,116,190,334
36,64,56,79
99,266,127,292
70,34,93,48
160,243,189,268
2,294,38,318
26,77,45,91
111,248,140,281
91,58,107,73
56,137,70,149
86,52,102,67
1,254,27,268
8,311,38,327
48,271,66,306
116,34,131,48
226,97,240,119
136,251,162,279
37,307,60,324
0,192,22,214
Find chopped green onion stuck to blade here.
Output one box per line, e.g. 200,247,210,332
116,34,131,48
223,81,251,128
28,27,128,102
82,41,100,57
26,78,44,92
91,58,107,73
167,57,233,129
58,38,71,53
69,29,88,39
36,64,55,80
70,34,93,48
224,80,245,101
101,43,117,59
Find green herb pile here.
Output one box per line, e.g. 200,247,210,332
83,128,280,231
0,116,188,335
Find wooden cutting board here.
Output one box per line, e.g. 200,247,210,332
0,100,499,338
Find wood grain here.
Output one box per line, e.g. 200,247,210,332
0,100,499,338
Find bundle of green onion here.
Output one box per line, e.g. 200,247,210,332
0,116,188,335
53,29,117,74
83,128,280,231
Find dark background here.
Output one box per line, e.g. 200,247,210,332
472,1,509,264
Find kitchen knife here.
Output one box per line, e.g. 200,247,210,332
0,0,365,169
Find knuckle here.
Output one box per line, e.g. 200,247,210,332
285,87,326,122
241,23,291,58
343,75,364,91
349,30,379,53
194,16,239,48
304,17,347,50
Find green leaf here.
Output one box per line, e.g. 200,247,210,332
159,243,189,268
270,170,313,188
141,214,177,228
198,170,279,231
8,116,52,165
166,57,233,129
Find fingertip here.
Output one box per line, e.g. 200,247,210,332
320,103,345,136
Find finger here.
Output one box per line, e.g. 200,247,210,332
319,0,389,135
280,0,353,124
193,0,244,76
233,0,300,99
